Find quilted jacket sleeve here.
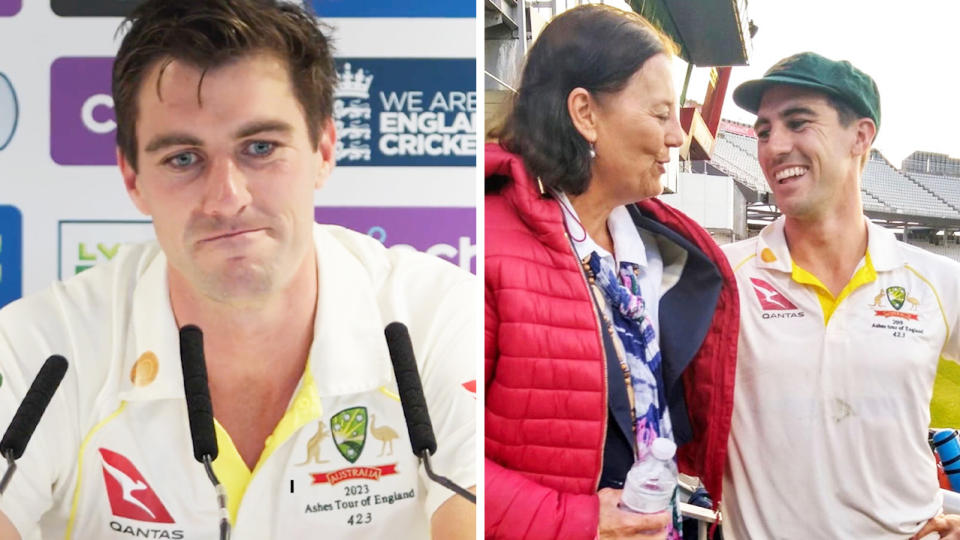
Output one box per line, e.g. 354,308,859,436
484,280,599,539
484,458,599,539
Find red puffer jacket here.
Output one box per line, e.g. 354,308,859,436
485,143,739,538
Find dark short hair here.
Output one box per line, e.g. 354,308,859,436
113,0,337,171
492,5,674,195
824,93,859,127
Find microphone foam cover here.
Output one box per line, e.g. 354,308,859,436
179,325,218,462
0,354,68,460
385,322,437,456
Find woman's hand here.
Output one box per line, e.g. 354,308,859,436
597,487,670,539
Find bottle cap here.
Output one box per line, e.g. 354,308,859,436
650,437,676,460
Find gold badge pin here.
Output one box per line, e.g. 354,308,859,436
761,248,777,263
130,351,159,387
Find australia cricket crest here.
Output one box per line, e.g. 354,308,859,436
331,407,368,463
885,286,906,310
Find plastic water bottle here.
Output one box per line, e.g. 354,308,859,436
619,437,678,513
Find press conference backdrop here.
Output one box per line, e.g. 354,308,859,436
0,0,477,308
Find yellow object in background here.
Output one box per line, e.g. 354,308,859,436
932,357,960,429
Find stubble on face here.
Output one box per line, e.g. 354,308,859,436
132,53,322,307
755,87,860,221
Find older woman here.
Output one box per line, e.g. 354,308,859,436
485,5,739,539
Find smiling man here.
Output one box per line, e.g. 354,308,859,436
0,1,475,539
721,52,960,538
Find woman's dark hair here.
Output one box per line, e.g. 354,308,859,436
492,5,674,194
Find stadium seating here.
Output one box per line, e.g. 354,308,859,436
861,156,959,218
711,127,960,220
711,133,769,194
907,172,960,212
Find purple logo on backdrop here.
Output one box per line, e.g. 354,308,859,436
0,0,21,16
315,207,475,273
51,57,116,165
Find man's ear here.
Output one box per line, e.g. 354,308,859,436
567,87,599,145
851,117,877,159
118,148,150,215
314,117,336,190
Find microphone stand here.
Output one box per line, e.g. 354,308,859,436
0,450,16,495
201,454,231,540
419,450,475,504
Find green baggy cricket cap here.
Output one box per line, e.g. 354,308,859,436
733,52,881,130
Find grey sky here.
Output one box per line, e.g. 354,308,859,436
710,0,959,167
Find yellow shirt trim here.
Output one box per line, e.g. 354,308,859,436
378,386,401,402
733,254,757,273
905,263,950,346
66,401,128,540
932,356,960,429
792,252,877,325
211,360,322,524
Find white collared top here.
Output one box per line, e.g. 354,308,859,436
721,216,960,539
558,193,664,336
0,224,476,540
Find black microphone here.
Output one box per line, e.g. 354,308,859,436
178,325,230,540
179,325,218,462
0,354,68,495
384,322,475,504
385,322,437,456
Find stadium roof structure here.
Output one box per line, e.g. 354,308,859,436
707,121,960,230
630,0,754,67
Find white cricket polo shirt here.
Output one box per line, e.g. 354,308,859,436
0,224,476,540
721,216,960,539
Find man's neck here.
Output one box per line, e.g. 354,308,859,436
783,198,867,297
167,252,319,469
168,252,318,381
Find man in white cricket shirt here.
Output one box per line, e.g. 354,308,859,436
721,52,960,539
0,1,476,538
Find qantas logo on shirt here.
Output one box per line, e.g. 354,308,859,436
99,448,175,523
750,278,797,310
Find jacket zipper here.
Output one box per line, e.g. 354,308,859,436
561,227,609,491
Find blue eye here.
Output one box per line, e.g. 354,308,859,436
168,152,198,168
246,141,274,156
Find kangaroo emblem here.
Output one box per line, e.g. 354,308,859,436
297,421,330,466
101,460,156,518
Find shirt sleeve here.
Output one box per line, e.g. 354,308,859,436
408,274,477,518
941,265,960,364
0,307,76,539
